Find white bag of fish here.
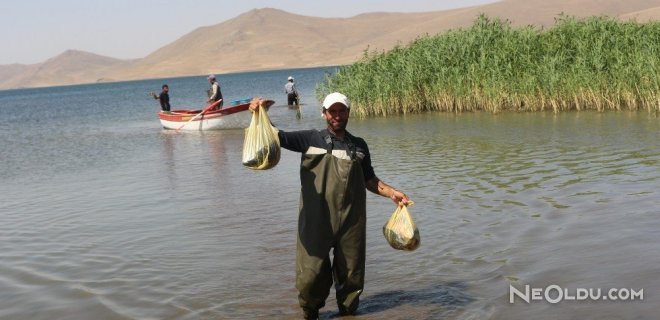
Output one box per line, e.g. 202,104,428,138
383,202,420,251
242,103,280,170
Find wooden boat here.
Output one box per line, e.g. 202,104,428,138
159,98,275,130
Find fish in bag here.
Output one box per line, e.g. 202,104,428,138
383,202,420,251
242,102,281,170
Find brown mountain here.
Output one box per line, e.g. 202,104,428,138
1,0,659,90
0,50,126,89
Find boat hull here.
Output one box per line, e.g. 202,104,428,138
159,99,274,130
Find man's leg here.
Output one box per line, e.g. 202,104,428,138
296,238,332,317
332,211,366,315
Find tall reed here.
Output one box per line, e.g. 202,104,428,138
316,14,660,117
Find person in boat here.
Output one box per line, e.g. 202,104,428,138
285,76,299,106
249,93,410,319
150,84,171,112
207,74,224,109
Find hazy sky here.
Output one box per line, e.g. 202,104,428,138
1,0,499,65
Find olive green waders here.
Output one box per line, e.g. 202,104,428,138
296,145,367,315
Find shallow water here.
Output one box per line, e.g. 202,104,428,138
1,68,659,319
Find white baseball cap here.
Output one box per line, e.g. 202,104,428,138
288,76,294,81
208,74,216,80
322,92,350,109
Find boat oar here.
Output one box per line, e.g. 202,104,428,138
175,99,222,132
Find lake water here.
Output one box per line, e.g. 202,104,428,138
0,67,658,320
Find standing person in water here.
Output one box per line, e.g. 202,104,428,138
150,84,171,112
249,93,410,319
285,76,299,106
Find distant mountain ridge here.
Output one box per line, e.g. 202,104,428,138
1,0,659,90
0,50,127,89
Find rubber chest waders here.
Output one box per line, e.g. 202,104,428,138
296,132,367,314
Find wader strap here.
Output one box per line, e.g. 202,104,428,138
321,129,358,159
345,138,357,160
323,131,333,154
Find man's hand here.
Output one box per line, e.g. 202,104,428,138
249,97,265,113
390,189,410,206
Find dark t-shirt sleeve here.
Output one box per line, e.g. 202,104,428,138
278,130,319,153
353,136,376,181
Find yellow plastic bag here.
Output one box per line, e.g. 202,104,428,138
242,104,280,170
383,202,420,251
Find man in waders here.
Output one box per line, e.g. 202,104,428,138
285,76,299,106
249,93,410,319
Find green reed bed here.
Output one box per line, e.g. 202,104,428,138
316,14,660,117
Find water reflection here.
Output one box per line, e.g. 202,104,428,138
205,131,228,176
160,130,177,190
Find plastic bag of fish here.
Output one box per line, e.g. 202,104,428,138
242,101,281,170
383,201,420,251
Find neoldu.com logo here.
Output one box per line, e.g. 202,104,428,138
510,284,644,304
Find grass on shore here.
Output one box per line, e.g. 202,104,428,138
316,14,660,117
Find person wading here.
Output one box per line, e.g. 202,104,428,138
150,84,171,112
285,76,299,106
249,93,410,319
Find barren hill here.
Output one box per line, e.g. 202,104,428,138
0,50,126,89
1,0,659,90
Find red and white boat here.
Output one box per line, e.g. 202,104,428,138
159,98,275,130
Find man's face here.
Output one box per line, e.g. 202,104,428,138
323,103,349,132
